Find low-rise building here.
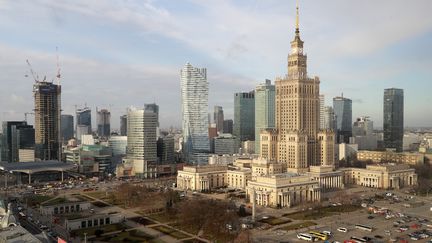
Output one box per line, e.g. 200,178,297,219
40,198,91,216
177,165,228,191
0,225,42,243
65,212,124,231
357,150,424,165
246,173,321,208
306,165,344,191
226,168,252,190
340,164,417,189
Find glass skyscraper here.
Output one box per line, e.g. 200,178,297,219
61,114,74,142
254,79,275,153
76,106,92,140
180,63,209,164
97,108,111,138
384,88,404,152
333,96,352,143
234,91,255,142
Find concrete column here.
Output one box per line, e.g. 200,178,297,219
28,173,31,184
61,171,64,182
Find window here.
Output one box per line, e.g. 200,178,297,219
105,218,110,224
54,207,58,214
88,220,92,227
81,221,86,228
94,219,98,226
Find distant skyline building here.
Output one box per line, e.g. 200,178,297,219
254,79,275,154
76,106,92,137
145,103,160,138
96,108,111,138
180,63,210,164
213,106,224,134
120,114,127,136
1,121,35,162
223,119,233,134
333,95,352,143
214,134,239,155
126,106,158,178
323,106,336,131
61,114,74,142
34,81,61,161
353,116,373,136
234,91,255,142
384,88,404,152
157,135,175,164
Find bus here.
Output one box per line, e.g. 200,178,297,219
350,236,367,243
355,224,373,232
309,231,328,240
297,233,314,241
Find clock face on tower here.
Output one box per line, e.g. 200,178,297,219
291,47,303,54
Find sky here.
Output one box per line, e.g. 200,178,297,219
0,0,431,130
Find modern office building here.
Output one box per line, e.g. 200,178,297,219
180,63,210,164
120,114,127,136
108,136,127,156
214,134,239,155
1,121,35,162
384,88,404,152
323,106,336,130
157,135,175,164
333,96,352,143
319,94,325,129
254,79,275,154
352,116,373,136
96,108,111,138
213,106,224,134
145,103,160,138
223,119,233,134
34,81,61,160
234,91,255,142
76,106,91,135
259,4,335,172
126,106,158,178
61,114,74,142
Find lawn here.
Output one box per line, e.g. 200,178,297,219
94,230,163,243
169,222,200,235
41,197,68,206
283,204,361,220
259,216,292,226
144,212,174,223
129,216,157,226
279,221,317,231
25,195,53,206
150,225,190,239
71,223,129,237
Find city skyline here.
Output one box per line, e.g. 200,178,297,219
0,1,431,129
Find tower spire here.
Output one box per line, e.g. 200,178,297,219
295,0,300,35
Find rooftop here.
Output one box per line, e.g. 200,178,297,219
0,161,76,174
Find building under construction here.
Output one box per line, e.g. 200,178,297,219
33,81,61,160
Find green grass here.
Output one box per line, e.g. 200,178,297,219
283,205,361,220
71,223,129,237
279,221,317,231
150,225,189,239
169,222,200,235
259,216,292,226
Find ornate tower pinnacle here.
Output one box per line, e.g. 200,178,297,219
296,0,299,34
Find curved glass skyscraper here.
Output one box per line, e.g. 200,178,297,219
180,63,209,164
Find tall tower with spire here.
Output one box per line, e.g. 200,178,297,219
259,2,335,172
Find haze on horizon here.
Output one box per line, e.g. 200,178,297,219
0,0,431,130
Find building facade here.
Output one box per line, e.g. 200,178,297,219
357,150,424,165
76,107,91,136
255,79,275,154
96,108,111,138
126,107,158,178
319,94,325,129
234,92,255,142
213,106,224,134
34,82,61,160
384,88,404,152
1,121,34,162
333,96,352,144
61,114,74,142
181,63,210,164
214,134,239,155
223,119,233,134
341,164,417,189
323,106,336,131
120,114,127,136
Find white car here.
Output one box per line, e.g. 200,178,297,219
337,227,348,233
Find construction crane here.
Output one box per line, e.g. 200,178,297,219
56,46,61,85
24,112,35,122
26,59,39,82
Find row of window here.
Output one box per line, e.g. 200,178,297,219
81,217,110,228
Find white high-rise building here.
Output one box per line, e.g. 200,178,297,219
126,107,157,178
180,63,210,164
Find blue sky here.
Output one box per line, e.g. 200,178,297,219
0,0,431,129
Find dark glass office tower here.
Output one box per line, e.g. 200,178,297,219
383,88,404,152
1,121,35,162
61,114,74,142
97,108,111,138
120,114,127,136
234,91,255,141
333,96,352,143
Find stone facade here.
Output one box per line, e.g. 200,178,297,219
246,173,321,208
340,164,417,189
357,150,424,165
176,165,229,191
306,166,343,192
